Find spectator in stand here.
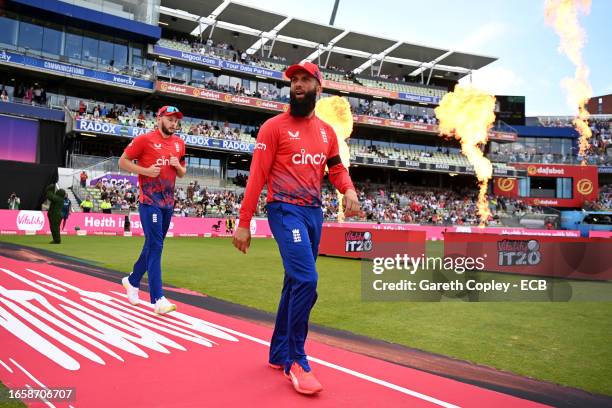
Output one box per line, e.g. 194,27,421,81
80,171,88,187
1,89,9,102
23,86,33,104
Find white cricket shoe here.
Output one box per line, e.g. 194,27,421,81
154,296,177,315
122,276,140,305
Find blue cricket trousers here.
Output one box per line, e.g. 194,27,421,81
128,203,173,303
266,202,323,372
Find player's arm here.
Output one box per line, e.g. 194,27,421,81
233,122,277,254
326,128,359,217
119,138,160,177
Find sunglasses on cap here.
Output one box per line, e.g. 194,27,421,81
158,105,183,118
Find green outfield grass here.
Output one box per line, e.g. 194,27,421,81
1,235,611,396
0,383,26,407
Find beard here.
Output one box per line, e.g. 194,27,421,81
160,123,174,135
289,89,317,117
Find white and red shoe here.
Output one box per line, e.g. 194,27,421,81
284,362,323,395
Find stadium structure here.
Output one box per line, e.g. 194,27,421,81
0,0,608,223
0,1,611,407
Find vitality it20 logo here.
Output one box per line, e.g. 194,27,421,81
345,231,373,253
497,239,541,266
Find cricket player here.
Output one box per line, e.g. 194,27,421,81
119,105,186,315
233,62,360,394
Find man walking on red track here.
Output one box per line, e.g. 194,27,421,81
233,62,360,395
119,105,187,315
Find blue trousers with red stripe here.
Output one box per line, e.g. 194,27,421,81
266,202,323,372
128,203,173,303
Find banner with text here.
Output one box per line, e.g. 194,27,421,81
75,119,254,153
0,49,153,90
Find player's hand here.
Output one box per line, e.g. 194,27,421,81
169,156,180,168
342,189,360,218
143,164,161,178
232,226,251,254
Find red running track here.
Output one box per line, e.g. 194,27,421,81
0,256,549,407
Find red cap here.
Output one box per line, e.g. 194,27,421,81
157,105,183,119
285,62,322,84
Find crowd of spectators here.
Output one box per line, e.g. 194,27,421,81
173,181,241,217
585,184,612,211
83,178,567,227
353,100,438,124
319,183,539,225
73,102,259,142
538,117,611,165
1,82,48,105
165,36,287,70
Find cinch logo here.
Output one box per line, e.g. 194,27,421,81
255,142,267,151
576,178,593,195
292,149,326,165
497,178,515,192
156,157,170,166
16,211,45,231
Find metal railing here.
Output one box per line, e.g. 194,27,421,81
488,152,611,165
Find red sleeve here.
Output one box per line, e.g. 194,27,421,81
238,121,277,229
124,135,145,160
180,139,186,166
326,127,355,194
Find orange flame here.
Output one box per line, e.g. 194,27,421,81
545,0,592,164
435,85,496,226
315,96,353,222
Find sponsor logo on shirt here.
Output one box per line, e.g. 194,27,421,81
292,149,327,165
156,156,171,166
153,143,162,150
288,130,300,140
175,142,180,152
255,142,267,151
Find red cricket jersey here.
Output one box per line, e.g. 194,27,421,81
123,129,186,209
239,111,354,229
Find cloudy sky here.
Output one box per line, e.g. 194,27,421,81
235,0,611,116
